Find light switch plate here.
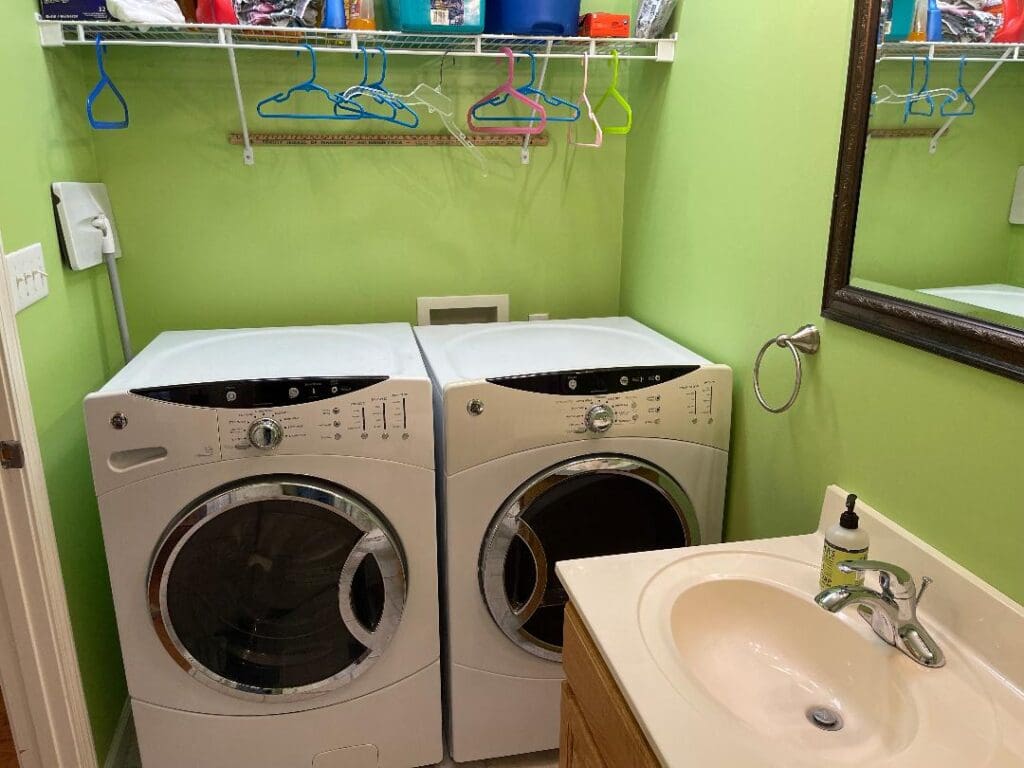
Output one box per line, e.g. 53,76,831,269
6,243,49,313
1010,166,1024,225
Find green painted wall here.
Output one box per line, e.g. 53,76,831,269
89,1,630,348
1,0,127,762
855,62,1024,291
619,0,1024,604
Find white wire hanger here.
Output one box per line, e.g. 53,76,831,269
568,52,603,149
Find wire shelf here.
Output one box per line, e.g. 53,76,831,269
37,16,676,62
879,41,1023,63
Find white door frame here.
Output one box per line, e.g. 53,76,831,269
0,235,99,768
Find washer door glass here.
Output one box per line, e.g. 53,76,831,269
480,456,697,661
149,477,406,700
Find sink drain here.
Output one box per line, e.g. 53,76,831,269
806,706,844,732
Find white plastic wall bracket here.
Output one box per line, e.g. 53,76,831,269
37,19,65,48
51,182,121,271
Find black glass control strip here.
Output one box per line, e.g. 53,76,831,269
487,366,700,395
131,376,388,409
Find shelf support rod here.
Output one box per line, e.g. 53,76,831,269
224,30,255,166
929,48,1012,154
521,40,554,165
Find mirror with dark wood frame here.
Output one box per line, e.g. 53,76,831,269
823,0,1024,382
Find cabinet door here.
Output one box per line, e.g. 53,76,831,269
559,682,607,768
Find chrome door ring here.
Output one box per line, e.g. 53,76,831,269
479,455,697,661
148,477,406,702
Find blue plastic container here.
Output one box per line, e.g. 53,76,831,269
395,0,486,33
486,0,581,36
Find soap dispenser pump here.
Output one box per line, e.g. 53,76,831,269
819,494,870,590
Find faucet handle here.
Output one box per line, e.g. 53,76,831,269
837,560,915,597
917,576,933,603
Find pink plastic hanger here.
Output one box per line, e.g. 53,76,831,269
467,47,547,135
568,53,603,149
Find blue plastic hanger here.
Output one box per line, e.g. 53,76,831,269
480,52,580,123
940,57,976,117
904,55,935,122
335,47,420,128
257,44,365,121
87,36,129,131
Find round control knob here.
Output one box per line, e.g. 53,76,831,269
248,418,284,450
585,404,615,434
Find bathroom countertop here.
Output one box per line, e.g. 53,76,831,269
557,486,1024,768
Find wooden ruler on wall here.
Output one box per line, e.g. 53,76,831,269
229,132,551,147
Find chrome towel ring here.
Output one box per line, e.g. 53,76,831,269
753,325,821,414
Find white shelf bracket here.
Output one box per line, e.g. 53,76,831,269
225,31,255,166
37,18,65,48
521,40,554,165
655,35,676,63
929,48,1012,154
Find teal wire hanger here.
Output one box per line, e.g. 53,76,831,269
940,57,976,117
87,36,129,131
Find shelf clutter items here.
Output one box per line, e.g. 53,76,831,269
39,0,680,36
882,0,1024,44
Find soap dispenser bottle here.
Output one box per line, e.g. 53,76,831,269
819,494,870,590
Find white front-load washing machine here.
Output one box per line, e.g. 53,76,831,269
85,324,443,768
415,317,732,763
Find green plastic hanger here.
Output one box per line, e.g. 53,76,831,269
594,50,633,136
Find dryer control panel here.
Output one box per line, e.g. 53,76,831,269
443,364,732,475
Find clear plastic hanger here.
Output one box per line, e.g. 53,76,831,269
568,53,603,149
87,36,129,130
873,83,958,104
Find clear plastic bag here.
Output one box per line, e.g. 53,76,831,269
234,0,322,26
636,0,678,38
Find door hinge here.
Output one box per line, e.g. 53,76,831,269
1,441,25,469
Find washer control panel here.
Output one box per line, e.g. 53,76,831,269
219,384,421,458
445,364,732,474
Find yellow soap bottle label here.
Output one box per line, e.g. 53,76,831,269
819,543,868,590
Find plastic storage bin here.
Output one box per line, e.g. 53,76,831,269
486,0,581,36
394,0,485,33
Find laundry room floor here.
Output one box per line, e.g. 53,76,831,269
120,725,557,768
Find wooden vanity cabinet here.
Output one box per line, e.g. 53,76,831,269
560,603,660,768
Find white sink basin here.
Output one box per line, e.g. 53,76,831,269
638,551,998,766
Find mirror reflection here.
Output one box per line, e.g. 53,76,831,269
851,5,1024,333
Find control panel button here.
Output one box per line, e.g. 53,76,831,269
248,418,284,450
585,404,615,434
288,387,301,400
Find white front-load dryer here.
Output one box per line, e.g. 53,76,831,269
85,324,443,768
414,317,732,763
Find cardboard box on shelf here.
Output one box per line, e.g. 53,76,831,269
39,0,112,20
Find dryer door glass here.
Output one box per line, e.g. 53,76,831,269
480,456,697,661
149,477,406,700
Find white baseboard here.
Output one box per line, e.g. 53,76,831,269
104,700,136,768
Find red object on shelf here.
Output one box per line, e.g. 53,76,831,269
995,0,1024,42
579,12,630,37
196,0,238,23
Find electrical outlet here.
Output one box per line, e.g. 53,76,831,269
6,243,49,313
528,313,550,321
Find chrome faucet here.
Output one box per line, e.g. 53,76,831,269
815,560,945,668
